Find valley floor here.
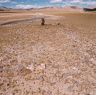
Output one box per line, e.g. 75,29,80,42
0,11,96,95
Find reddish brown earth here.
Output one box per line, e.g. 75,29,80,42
0,9,96,95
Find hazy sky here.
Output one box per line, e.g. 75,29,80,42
0,0,96,9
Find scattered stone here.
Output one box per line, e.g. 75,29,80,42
41,18,45,26
57,23,60,25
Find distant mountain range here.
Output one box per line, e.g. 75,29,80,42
0,6,12,11
83,8,96,12
0,6,96,12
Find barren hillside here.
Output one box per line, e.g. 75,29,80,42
0,10,96,95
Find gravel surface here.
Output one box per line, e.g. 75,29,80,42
0,13,96,95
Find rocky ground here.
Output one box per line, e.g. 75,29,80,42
0,12,96,95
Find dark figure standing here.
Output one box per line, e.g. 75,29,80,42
41,18,45,25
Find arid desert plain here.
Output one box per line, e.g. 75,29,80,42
0,8,96,95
